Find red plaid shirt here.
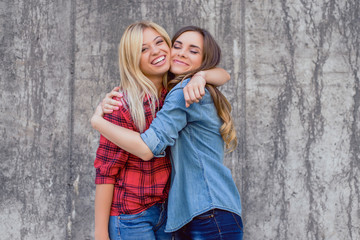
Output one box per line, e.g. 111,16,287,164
94,88,171,215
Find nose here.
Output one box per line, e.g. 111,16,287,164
177,49,186,58
151,45,160,55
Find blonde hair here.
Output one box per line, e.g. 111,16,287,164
118,21,171,132
168,26,237,152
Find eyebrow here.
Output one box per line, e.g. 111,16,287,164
174,40,201,49
142,36,163,46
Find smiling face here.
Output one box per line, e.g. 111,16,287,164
170,31,204,76
139,27,171,81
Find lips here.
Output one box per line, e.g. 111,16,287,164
173,59,189,66
151,55,166,65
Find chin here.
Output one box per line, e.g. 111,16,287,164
170,67,187,75
153,64,169,74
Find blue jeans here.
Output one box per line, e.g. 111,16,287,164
174,209,243,240
109,202,172,240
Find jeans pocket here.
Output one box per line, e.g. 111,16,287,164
231,213,244,231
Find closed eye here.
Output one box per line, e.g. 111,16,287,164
156,40,164,45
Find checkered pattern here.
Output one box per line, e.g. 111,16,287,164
94,89,171,215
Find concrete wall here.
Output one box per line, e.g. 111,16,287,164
1,0,359,239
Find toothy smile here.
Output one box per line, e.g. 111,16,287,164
152,56,166,65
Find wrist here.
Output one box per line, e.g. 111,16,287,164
195,71,206,78
194,72,206,85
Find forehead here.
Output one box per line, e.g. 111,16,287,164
142,28,161,43
175,31,203,48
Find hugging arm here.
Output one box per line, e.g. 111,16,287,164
140,88,188,156
91,87,189,160
101,68,230,112
91,107,154,160
204,67,231,86
183,67,230,107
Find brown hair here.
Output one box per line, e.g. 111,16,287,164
168,26,237,152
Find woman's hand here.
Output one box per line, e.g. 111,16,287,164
183,72,206,108
101,86,123,113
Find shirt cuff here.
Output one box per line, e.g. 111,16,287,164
95,173,116,184
140,128,166,157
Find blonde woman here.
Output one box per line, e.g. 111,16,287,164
92,26,243,239
93,22,230,240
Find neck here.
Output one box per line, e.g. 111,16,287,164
149,75,164,95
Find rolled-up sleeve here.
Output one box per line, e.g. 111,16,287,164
140,127,165,157
94,108,130,184
140,86,190,157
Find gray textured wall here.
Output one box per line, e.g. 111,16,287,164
1,0,359,239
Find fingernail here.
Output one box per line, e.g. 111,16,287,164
115,107,119,110
118,92,123,97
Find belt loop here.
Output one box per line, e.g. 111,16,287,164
161,199,167,212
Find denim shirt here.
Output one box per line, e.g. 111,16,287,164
141,78,242,232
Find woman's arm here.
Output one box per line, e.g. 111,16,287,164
201,67,231,86
91,105,154,160
94,184,113,240
100,68,230,112
183,67,230,107
91,81,191,160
